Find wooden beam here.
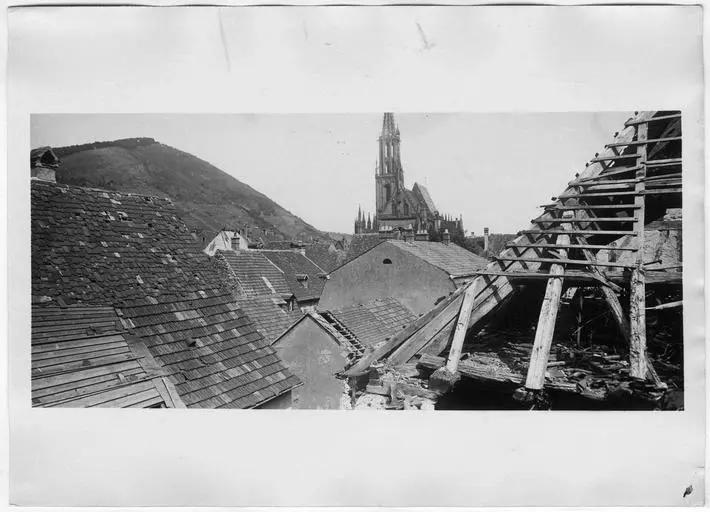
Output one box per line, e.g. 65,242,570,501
605,136,682,148
524,216,571,390
521,229,637,236
590,154,639,162
630,266,648,379
342,286,467,376
386,287,468,366
532,217,637,223
541,204,641,210
644,158,682,167
444,281,481,374
624,113,681,126
629,122,649,381
508,242,638,251
497,256,635,269
557,190,641,199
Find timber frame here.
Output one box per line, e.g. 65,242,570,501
343,110,682,403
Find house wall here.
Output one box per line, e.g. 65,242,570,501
273,317,349,409
319,243,455,315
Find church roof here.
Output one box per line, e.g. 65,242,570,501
31,180,301,408
412,183,438,214
387,240,489,278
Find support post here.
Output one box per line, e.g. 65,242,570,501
629,122,649,380
630,264,648,379
524,212,572,390
444,280,480,374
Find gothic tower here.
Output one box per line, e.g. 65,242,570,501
375,113,404,218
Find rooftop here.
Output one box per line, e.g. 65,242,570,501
386,239,490,278
216,250,292,299
31,180,301,408
260,250,327,302
328,297,417,348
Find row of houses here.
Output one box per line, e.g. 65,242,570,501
30,147,489,409
31,110,682,410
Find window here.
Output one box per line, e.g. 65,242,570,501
383,258,392,264
384,184,392,202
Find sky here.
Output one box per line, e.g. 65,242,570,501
31,112,632,235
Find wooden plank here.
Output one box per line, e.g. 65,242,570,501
32,346,131,368
444,281,481,373
605,136,682,147
579,166,643,182
646,300,683,310
386,293,466,366
94,387,163,408
32,340,128,360
508,242,638,251
50,379,157,408
629,266,648,379
31,333,127,349
644,158,682,167
542,204,641,210
590,154,639,162
32,367,145,399
524,217,571,390
533,217,637,224
557,190,640,199
497,256,634,269
31,353,139,377
34,372,146,406
32,360,143,390
520,229,637,236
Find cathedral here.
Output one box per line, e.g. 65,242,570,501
354,113,464,239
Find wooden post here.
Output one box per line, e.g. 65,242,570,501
630,264,648,379
524,212,572,390
575,288,584,347
629,122,648,379
444,280,480,374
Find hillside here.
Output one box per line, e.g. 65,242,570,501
49,138,325,244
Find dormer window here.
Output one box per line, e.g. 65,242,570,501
296,273,309,289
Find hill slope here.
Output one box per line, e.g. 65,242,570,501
49,138,325,244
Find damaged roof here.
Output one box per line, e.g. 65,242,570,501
31,180,301,408
32,304,179,408
237,295,304,344
260,250,327,302
328,297,417,348
216,250,292,299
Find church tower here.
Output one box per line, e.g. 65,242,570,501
375,113,404,218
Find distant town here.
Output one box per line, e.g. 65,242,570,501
31,111,683,410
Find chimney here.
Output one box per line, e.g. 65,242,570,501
30,147,60,183
442,229,450,245
403,224,415,242
483,227,490,252
415,229,429,242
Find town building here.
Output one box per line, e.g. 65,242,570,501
259,250,328,312
273,297,416,409
319,233,489,315
31,163,301,409
354,113,465,241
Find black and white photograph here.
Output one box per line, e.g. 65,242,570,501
6,4,705,508
29,111,684,411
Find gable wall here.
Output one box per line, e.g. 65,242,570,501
319,243,455,315
273,317,349,409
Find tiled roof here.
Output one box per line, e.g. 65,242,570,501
237,295,304,344
304,242,346,273
344,234,385,265
387,240,489,277
329,297,417,348
216,250,292,299
32,304,177,408
260,250,327,302
262,240,300,250
31,181,300,408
